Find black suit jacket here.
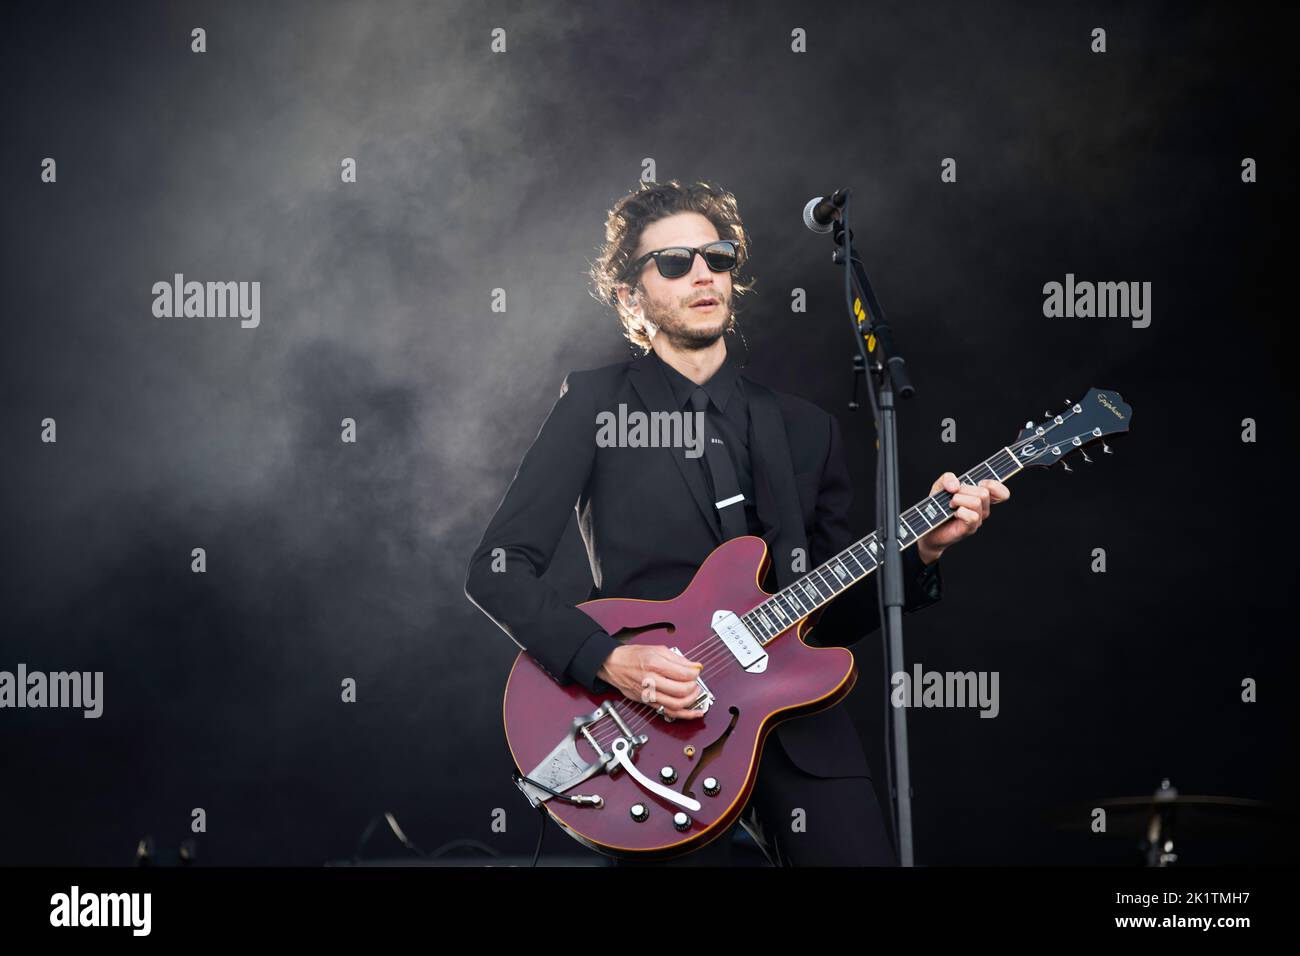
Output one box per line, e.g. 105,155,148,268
465,350,943,778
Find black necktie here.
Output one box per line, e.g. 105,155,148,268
691,386,748,540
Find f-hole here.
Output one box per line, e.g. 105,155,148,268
610,622,676,640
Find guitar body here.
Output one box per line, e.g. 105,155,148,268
502,535,857,859
498,386,1132,861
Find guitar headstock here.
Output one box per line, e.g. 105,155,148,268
1012,388,1132,471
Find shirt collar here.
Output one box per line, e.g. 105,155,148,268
651,348,741,413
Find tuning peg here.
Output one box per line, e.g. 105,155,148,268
1102,442,1112,454
1061,461,1073,472
1080,450,1092,464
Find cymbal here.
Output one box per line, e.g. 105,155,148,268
1045,795,1295,837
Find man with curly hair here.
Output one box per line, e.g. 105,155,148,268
466,180,1008,866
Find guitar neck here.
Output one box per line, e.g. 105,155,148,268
740,445,1026,644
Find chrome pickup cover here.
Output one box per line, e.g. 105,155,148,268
711,610,767,673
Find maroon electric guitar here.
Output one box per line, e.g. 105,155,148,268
504,388,1133,858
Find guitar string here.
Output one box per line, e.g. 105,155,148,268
585,458,1055,748
645,446,1024,672
601,448,1021,687
583,445,1034,747
584,447,1033,747
582,422,1091,747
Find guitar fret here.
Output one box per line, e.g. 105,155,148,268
851,543,877,573
744,447,1024,646
808,569,829,597
769,601,790,628
903,510,930,536
919,495,945,526
994,452,1018,481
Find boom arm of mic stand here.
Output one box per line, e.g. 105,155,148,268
830,222,911,395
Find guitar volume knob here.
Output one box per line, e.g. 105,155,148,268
703,777,720,796
629,803,649,822
659,766,677,784
673,812,692,831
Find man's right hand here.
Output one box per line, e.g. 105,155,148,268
597,644,706,719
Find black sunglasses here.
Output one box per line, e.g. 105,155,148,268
626,239,740,281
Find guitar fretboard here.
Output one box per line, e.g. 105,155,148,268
738,446,1024,644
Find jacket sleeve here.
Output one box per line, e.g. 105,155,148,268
806,412,942,645
464,371,617,692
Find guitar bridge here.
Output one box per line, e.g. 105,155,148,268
668,646,714,718
515,701,646,807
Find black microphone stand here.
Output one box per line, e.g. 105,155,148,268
825,191,918,866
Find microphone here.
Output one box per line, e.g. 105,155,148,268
802,188,849,234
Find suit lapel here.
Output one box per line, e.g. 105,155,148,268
628,353,722,544
745,375,807,588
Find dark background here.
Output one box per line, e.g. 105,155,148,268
1,0,1295,866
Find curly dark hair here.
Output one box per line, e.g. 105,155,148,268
588,180,756,352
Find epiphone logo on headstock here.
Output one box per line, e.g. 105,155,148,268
1096,393,1126,420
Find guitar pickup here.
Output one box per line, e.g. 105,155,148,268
710,611,768,673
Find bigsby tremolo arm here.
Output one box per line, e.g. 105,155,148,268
609,738,701,812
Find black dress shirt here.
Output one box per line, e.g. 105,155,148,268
653,349,763,537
